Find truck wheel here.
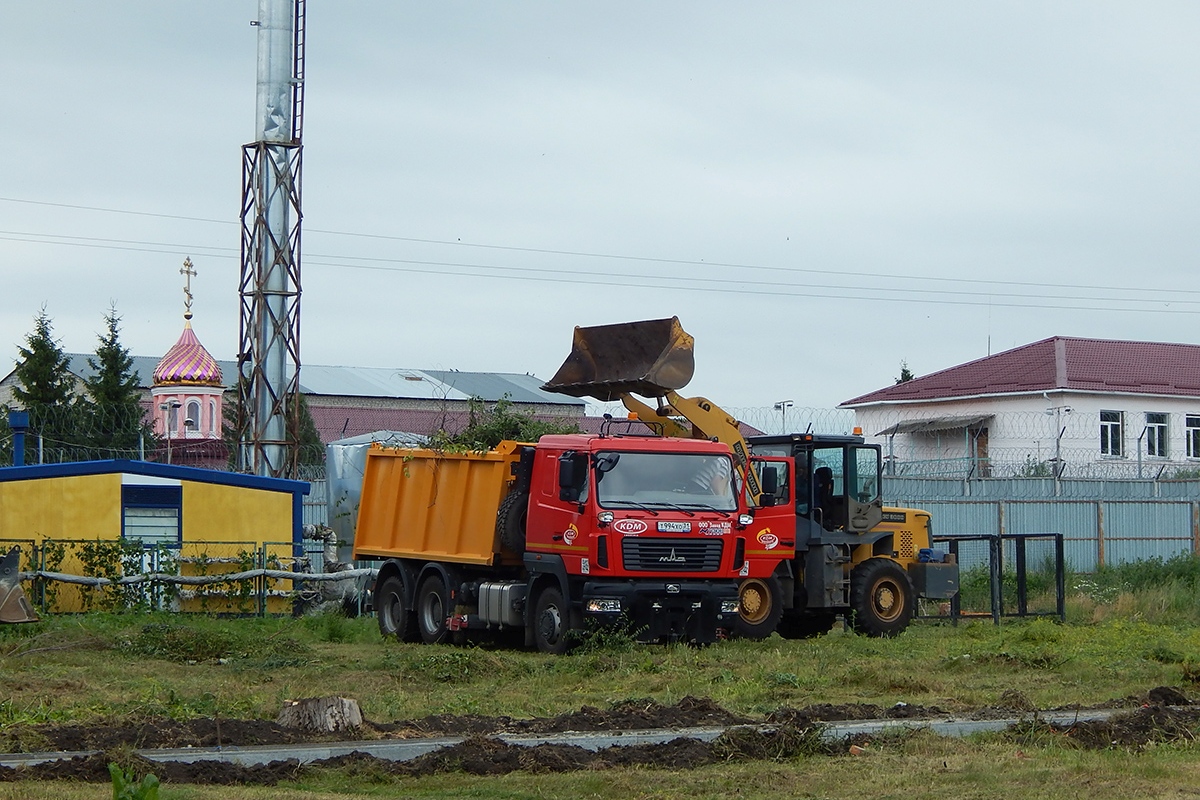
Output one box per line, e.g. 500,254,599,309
496,491,529,553
533,586,570,655
776,610,837,639
848,558,913,638
734,577,784,639
376,575,417,642
416,574,451,645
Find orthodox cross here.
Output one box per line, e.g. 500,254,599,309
180,257,196,320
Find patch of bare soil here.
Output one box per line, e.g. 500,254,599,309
2,687,1195,785
1012,703,1200,751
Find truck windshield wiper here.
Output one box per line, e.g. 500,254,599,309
650,503,696,516
601,501,659,515
667,502,731,513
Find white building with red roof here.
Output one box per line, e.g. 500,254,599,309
840,337,1200,479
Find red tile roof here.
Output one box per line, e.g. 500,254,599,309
841,337,1200,406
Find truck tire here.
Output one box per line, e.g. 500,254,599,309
848,558,913,638
533,586,570,655
376,575,417,642
416,574,451,645
776,610,837,639
496,491,529,553
734,577,784,639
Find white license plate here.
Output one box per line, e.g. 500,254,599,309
657,521,692,533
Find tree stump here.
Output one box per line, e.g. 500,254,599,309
276,696,363,732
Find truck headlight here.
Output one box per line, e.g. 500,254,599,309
597,511,614,525
738,514,754,526
720,599,740,614
585,598,622,613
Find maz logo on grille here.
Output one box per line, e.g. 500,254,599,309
623,538,722,572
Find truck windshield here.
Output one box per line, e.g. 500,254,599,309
594,451,737,512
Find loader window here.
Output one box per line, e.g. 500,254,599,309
594,451,737,512
850,447,881,503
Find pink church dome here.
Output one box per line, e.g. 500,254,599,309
153,321,223,386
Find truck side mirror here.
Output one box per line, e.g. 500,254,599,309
760,465,779,496
558,452,588,502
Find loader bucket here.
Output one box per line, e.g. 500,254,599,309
541,317,695,401
0,546,38,624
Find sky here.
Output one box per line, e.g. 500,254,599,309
2,2,1198,415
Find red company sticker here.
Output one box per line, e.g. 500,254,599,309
612,518,648,535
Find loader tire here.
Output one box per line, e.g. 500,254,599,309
848,558,913,638
376,575,418,642
776,610,837,639
497,491,529,554
416,573,451,645
733,577,784,639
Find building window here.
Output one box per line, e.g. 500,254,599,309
122,485,182,547
208,400,217,434
185,400,201,433
1188,416,1200,459
1146,413,1168,458
1100,410,1123,457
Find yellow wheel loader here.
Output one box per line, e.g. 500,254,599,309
543,317,958,638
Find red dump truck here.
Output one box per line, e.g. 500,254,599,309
354,435,768,652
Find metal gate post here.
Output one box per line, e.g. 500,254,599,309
989,534,1003,625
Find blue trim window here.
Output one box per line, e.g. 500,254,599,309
122,485,182,547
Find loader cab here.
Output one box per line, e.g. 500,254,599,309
748,434,883,533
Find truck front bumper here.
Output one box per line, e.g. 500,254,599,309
580,580,740,644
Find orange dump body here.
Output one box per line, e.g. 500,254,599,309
352,441,523,566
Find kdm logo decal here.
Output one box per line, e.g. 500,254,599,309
756,528,779,550
564,524,579,545
612,519,648,535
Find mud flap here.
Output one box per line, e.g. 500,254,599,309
0,546,38,624
542,316,695,401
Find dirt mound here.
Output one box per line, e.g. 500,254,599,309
1040,705,1200,750
384,695,753,738
6,717,346,753
765,700,946,726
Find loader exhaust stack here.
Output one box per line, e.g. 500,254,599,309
541,316,695,401
0,547,38,624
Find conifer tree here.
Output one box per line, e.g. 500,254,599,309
11,308,80,459
83,306,147,454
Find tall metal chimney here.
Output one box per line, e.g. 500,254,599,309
238,0,306,477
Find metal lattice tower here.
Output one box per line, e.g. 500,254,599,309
238,0,305,477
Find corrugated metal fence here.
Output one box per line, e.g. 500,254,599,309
889,477,1200,570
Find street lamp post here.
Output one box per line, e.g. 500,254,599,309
160,401,181,464
773,399,794,435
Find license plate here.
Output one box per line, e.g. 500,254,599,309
657,521,692,533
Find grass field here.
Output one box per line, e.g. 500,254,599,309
4,556,1200,797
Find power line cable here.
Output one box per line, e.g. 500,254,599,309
1,229,1195,313
1,195,1190,298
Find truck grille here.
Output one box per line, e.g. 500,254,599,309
622,538,723,572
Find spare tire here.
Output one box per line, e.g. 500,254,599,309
497,490,529,553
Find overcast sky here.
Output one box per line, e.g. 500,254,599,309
2,3,1198,413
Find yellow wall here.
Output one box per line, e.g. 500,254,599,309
182,482,293,543
0,474,122,541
